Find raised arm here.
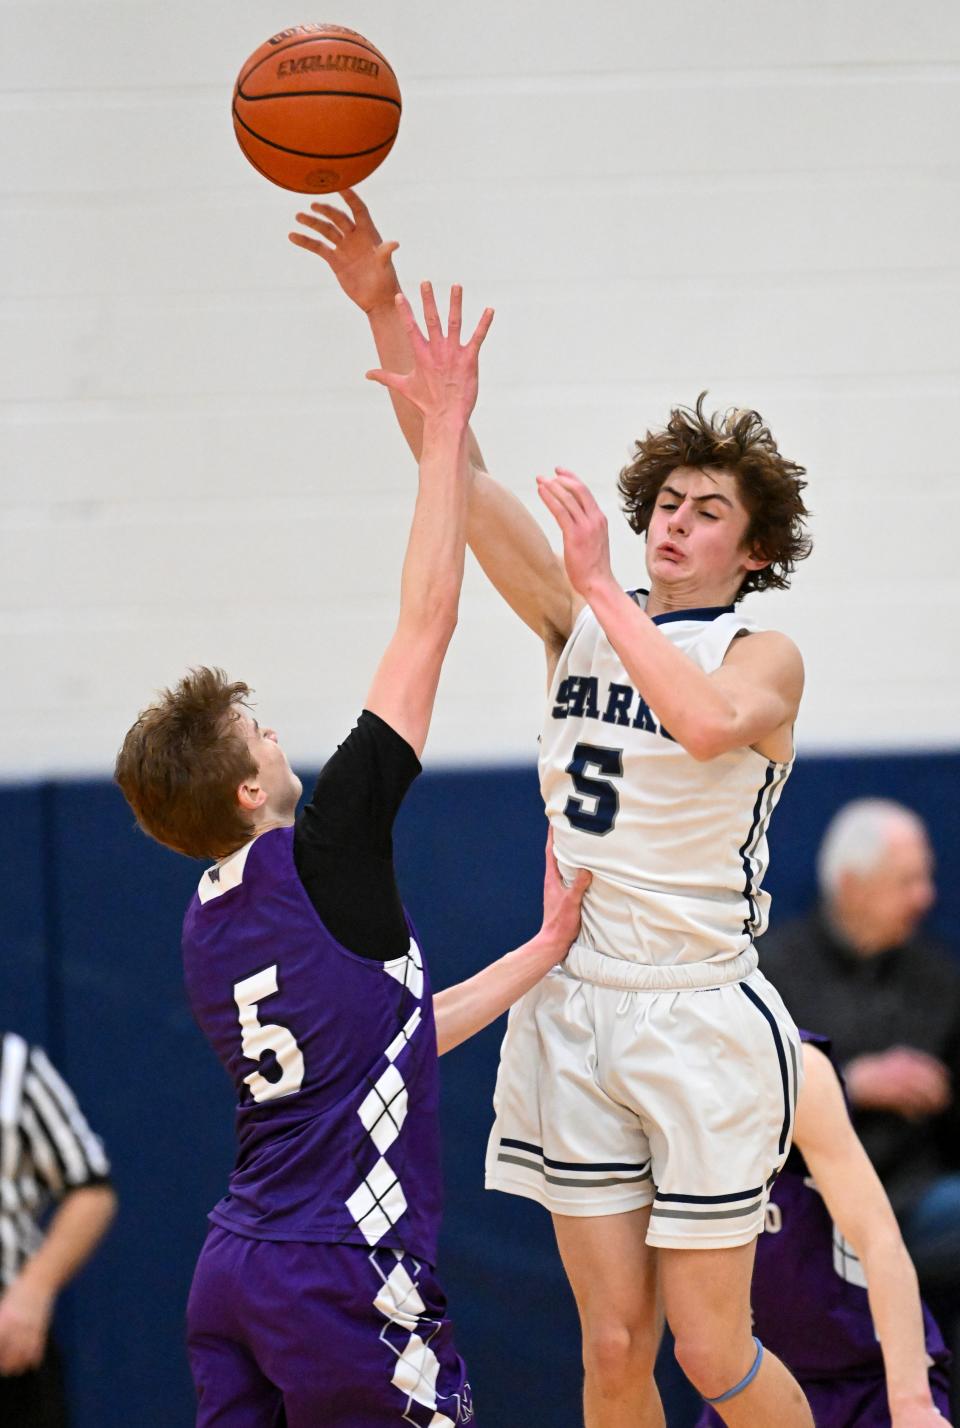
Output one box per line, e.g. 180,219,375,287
537,469,803,760
362,283,492,758
793,1045,943,1428
290,192,578,652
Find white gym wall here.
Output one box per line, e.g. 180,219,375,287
2,1,958,775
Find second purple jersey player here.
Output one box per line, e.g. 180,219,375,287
698,1032,951,1428
115,283,588,1427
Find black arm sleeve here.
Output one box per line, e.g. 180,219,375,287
293,710,422,961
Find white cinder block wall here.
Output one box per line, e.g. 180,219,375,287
2,1,958,775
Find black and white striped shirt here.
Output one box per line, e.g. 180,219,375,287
0,1032,111,1289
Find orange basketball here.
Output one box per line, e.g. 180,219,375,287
232,24,401,193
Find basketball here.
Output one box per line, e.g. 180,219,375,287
232,24,401,193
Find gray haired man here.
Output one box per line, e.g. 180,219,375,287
762,798,960,1419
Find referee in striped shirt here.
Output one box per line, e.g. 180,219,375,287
0,1030,116,1427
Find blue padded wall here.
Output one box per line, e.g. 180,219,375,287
1,750,957,1427
759,751,960,937
3,784,52,1043
46,782,235,1424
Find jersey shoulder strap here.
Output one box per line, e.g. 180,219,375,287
693,610,758,674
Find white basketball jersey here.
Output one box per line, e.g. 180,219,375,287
539,591,793,967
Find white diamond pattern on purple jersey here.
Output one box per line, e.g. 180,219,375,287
371,1249,470,1426
343,941,468,1423
344,947,423,1247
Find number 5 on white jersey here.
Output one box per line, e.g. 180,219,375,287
233,965,305,1103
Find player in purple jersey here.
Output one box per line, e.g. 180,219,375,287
114,285,590,1428
697,1032,951,1428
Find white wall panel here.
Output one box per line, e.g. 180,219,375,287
3,2,960,92
3,270,957,404
2,75,958,198
1,1,958,773
4,172,956,303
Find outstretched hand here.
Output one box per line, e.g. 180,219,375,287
537,469,615,600
367,283,494,426
289,188,400,313
540,827,591,961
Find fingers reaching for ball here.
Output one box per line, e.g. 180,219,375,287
290,211,343,252
288,197,400,311
379,284,493,354
338,188,373,223
365,284,494,426
419,280,443,341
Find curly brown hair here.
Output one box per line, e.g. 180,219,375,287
618,393,811,599
115,666,258,861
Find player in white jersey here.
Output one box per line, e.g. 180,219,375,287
293,192,815,1428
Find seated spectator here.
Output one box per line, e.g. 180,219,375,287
762,798,960,1417
0,1031,117,1428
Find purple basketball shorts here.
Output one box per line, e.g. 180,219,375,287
696,1365,952,1427
186,1224,475,1427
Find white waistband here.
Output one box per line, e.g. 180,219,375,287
564,943,758,991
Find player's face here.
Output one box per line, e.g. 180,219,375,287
234,710,303,818
645,466,765,601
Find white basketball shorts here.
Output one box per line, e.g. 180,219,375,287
484,947,801,1249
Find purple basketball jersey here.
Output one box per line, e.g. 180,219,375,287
748,1031,949,1380
181,826,443,1266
